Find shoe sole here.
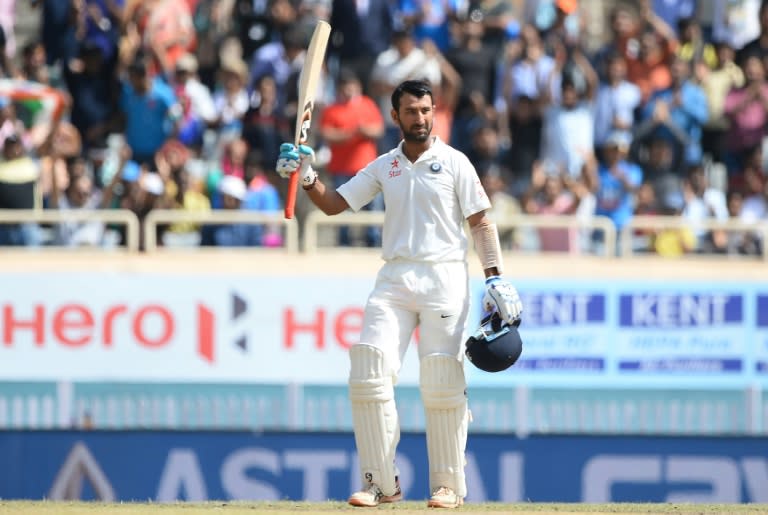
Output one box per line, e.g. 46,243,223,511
347,498,377,507
427,497,463,508
348,491,402,507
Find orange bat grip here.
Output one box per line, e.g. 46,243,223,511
285,172,299,219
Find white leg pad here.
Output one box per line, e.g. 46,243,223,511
420,353,468,497
348,344,400,496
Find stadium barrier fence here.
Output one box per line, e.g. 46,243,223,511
620,215,768,261
142,209,300,253
0,209,140,252
0,381,764,437
1,209,766,259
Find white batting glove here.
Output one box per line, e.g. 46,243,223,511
483,276,523,326
276,143,317,189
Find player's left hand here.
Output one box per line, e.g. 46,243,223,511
276,143,317,188
483,276,523,326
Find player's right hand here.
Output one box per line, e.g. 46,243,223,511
276,143,315,185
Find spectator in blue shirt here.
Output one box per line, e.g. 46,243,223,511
636,56,709,165
595,131,644,234
118,58,180,165
78,0,125,64
243,151,282,214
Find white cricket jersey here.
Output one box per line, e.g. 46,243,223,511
337,137,491,262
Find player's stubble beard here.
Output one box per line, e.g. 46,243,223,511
399,119,432,144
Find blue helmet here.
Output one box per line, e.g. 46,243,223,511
465,313,523,373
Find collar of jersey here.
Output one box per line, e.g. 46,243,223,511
396,136,442,164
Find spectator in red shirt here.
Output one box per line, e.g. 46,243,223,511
318,68,385,246
625,3,678,102
626,29,675,103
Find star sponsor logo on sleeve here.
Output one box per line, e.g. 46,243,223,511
475,178,487,198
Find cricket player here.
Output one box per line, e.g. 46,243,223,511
276,79,522,508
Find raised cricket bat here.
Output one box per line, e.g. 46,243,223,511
285,20,331,219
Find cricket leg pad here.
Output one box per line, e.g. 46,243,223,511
420,353,468,498
348,344,400,496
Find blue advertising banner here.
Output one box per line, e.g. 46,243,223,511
514,290,607,373
758,295,768,375
467,280,767,388
615,292,745,374
0,431,766,503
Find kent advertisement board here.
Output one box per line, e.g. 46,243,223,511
475,283,759,388
0,431,766,503
0,273,766,386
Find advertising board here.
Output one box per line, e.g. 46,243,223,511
0,274,766,387
0,431,766,503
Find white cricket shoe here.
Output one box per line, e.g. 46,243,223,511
347,480,402,507
428,486,463,508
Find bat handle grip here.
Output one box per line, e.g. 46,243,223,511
285,172,299,219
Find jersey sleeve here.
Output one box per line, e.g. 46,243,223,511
454,152,491,218
336,165,381,212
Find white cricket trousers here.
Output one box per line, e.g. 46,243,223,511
358,259,471,375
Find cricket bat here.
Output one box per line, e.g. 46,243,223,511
285,20,331,219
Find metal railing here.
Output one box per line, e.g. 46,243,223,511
0,209,140,252
1,209,766,259
0,380,764,436
620,216,768,261
142,209,300,253
304,211,618,257
496,214,617,258
303,210,385,253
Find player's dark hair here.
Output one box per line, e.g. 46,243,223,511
391,79,433,111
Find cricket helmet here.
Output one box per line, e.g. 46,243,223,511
465,313,523,373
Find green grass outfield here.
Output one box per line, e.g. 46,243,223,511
1,502,767,515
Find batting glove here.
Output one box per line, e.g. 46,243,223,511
483,276,523,326
276,143,317,188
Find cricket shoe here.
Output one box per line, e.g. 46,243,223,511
347,478,402,507
428,486,464,508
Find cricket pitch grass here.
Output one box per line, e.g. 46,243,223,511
1,502,767,515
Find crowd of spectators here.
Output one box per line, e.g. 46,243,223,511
0,0,765,256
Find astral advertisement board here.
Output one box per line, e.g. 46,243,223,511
0,431,766,503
